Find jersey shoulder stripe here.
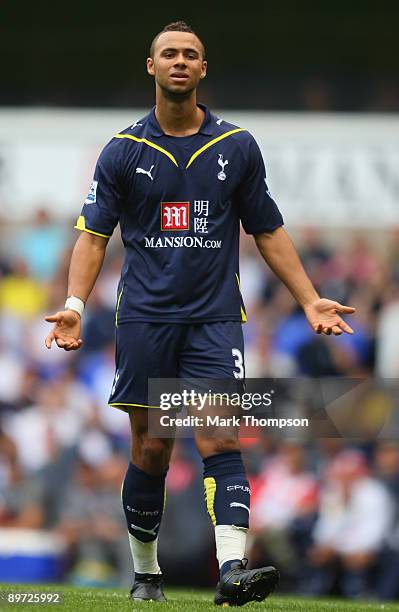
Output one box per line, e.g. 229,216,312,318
113,127,246,170
186,128,245,168
114,133,178,167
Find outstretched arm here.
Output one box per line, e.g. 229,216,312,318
255,227,355,335
45,231,108,350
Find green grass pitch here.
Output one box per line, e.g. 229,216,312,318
0,585,397,611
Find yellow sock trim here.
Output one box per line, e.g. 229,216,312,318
204,476,217,526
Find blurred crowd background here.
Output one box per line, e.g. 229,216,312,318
2,2,399,112
1,0,399,602
0,213,399,600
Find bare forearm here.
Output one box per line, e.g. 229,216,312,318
67,232,108,302
255,227,319,308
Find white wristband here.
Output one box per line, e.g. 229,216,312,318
65,296,85,318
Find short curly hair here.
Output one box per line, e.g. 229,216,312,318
150,21,205,59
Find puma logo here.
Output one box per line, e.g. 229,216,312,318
136,164,154,181
230,502,250,513
130,522,160,537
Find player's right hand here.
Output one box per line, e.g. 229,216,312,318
44,310,83,351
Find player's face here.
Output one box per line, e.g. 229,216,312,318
147,32,207,96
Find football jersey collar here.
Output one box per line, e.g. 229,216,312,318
148,103,214,138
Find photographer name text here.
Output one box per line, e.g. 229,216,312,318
159,415,309,429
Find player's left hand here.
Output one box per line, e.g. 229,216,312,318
303,298,355,335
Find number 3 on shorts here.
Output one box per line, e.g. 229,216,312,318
232,348,244,379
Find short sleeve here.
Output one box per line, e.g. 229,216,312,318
75,140,124,238
236,135,284,235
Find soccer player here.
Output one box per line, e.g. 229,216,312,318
45,21,355,606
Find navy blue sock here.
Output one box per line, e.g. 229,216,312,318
203,451,250,529
203,452,250,576
122,462,167,544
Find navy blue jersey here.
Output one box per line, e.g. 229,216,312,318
75,104,283,324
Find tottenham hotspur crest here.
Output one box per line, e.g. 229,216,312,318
217,154,228,181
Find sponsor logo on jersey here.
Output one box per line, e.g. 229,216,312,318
84,180,98,204
161,202,190,231
144,236,222,249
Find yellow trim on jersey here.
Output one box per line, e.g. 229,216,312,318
235,273,247,323
74,215,111,238
115,128,245,170
114,133,178,167
186,128,245,168
204,476,217,526
109,402,161,409
115,284,124,327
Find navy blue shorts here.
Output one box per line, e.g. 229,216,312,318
108,321,245,411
